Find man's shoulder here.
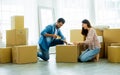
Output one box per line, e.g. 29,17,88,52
47,23,55,28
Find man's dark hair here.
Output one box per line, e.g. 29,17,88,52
81,19,92,37
57,18,65,24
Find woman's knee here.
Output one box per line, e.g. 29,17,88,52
79,55,88,62
94,48,100,54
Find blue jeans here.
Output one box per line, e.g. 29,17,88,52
37,39,64,61
79,48,100,62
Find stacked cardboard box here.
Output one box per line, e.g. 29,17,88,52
56,45,81,63
11,16,24,29
0,47,12,63
4,16,37,64
12,45,37,64
108,46,120,63
6,16,28,47
103,29,120,58
6,28,28,47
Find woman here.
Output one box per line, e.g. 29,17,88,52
74,19,101,62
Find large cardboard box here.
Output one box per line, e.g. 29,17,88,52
103,29,120,42
11,16,24,29
6,28,28,47
0,47,12,63
12,45,37,64
70,29,84,42
108,46,120,63
56,45,80,63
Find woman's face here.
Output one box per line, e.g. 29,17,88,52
82,23,88,29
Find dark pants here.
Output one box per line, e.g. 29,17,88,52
37,39,64,61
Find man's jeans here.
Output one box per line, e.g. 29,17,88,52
79,48,100,62
37,39,64,61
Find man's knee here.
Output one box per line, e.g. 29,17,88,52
43,56,49,61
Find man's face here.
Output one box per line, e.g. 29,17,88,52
56,22,63,28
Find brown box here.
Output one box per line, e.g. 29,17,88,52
96,29,103,36
70,29,103,42
100,43,105,58
0,47,12,63
12,45,37,64
104,42,112,58
6,28,28,47
111,43,120,46
11,16,24,29
70,29,84,42
103,29,120,42
56,45,80,63
108,46,120,63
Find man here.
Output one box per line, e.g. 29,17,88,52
38,18,67,61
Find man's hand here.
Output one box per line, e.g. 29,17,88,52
52,34,57,39
61,40,67,45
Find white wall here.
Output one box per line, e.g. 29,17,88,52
24,0,38,45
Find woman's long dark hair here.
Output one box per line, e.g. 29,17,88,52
81,19,92,37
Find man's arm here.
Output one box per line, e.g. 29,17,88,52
41,25,57,38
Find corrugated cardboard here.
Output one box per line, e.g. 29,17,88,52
56,45,80,63
70,29,103,43
6,28,28,47
104,42,112,58
96,29,103,36
100,43,104,58
103,29,120,42
111,43,120,46
108,46,120,63
12,45,37,64
70,29,84,42
0,47,12,63
11,16,24,29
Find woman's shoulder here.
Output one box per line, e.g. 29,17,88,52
90,28,96,32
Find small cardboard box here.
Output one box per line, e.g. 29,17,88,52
0,47,12,63
12,45,37,64
108,46,120,63
6,28,28,47
56,45,80,63
11,16,24,29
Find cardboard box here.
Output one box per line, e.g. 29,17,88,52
6,28,28,47
96,29,103,36
100,43,104,58
11,16,24,29
103,29,120,42
70,29,84,42
111,43,120,46
108,46,120,63
0,47,12,63
104,42,120,58
56,45,80,63
12,45,37,64
104,42,112,58
70,29,103,42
